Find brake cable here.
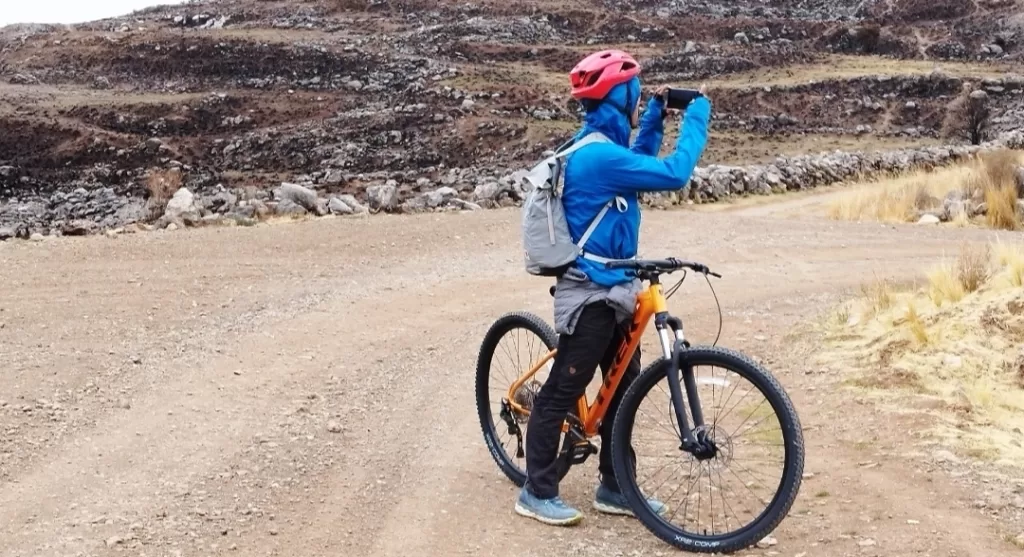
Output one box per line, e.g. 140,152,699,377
664,269,724,347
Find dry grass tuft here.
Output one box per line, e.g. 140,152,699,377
826,149,1024,230
927,262,966,306
927,243,992,306
817,241,1024,467
905,302,929,347
993,241,1024,287
984,181,1019,231
860,278,894,316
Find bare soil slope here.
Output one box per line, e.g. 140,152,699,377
1,0,1022,219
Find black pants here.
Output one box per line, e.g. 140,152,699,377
524,301,641,500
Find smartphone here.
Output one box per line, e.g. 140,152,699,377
663,88,703,110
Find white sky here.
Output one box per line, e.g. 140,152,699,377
1,0,189,26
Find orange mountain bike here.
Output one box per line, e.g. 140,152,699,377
475,257,804,554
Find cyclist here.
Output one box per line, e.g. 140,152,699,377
515,49,713,526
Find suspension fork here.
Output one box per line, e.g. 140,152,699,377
656,314,706,449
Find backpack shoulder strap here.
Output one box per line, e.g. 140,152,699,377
550,132,611,192
553,131,611,160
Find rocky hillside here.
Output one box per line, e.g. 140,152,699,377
1,0,1023,235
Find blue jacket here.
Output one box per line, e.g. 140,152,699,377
562,78,711,287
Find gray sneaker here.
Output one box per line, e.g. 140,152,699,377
593,483,668,517
514,487,584,526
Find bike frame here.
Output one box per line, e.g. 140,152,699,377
506,278,703,443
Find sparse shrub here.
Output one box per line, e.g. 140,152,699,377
146,168,181,203
956,243,990,293
927,244,991,305
861,278,894,316
943,89,991,146
143,168,182,221
977,149,1020,188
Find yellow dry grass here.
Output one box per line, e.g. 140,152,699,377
817,241,1024,467
826,150,1024,230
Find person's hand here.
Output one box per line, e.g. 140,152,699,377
652,85,677,120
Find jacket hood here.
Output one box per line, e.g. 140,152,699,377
576,76,640,147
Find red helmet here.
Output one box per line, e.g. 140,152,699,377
569,49,641,101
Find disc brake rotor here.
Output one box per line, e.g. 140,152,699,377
512,380,542,423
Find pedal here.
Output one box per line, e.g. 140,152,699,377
569,441,598,465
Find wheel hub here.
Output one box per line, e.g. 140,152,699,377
685,426,721,461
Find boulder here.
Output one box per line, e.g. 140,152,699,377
273,182,320,214
451,199,482,211
338,194,368,215
323,169,345,186
61,220,96,236
163,188,201,226
207,191,238,214
424,186,458,208
274,199,308,216
328,197,353,215
367,182,399,211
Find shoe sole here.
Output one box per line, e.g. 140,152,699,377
514,502,583,526
593,499,670,518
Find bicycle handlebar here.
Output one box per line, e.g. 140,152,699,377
604,258,722,278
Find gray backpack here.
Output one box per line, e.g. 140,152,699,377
520,132,615,276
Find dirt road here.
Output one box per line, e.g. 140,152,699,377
1,205,1021,557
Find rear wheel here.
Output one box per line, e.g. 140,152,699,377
475,311,558,486
610,346,804,554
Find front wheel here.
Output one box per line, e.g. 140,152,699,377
610,346,804,554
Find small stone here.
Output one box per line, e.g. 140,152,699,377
167,222,179,231
269,528,278,536
105,536,124,547
117,399,131,410
907,519,920,524
29,233,44,242
461,99,475,109
858,538,876,547
756,535,777,548
327,421,343,433
917,214,940,225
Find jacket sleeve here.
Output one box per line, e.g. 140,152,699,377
597,97,712,193
629,96,665,156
